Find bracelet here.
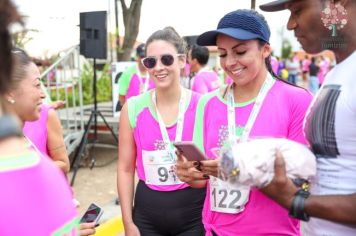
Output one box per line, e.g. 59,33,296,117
289,189,310,221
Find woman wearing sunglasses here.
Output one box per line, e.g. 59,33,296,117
117,26,205,236
176,9,313,236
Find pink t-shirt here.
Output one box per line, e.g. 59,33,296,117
183,63,191,78
302,59,311,72
194,79,313,235
23,104,52,156
191,70,221,94
125,73,155,100
317,60,330,85
0,147,78,235
127,89,201,191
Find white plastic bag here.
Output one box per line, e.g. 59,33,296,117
218,138,316,188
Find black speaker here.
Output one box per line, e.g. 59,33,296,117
80,11,107,59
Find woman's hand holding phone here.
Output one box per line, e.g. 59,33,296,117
175,147,210,185
79,203,103,236
80,203,103,224
199,159,219,178
173,141,219,179
79,222,96,236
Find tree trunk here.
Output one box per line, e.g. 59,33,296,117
114,0,120,53
251,0,256,9
117,0,143,61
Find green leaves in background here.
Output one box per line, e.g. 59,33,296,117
50,63,112,106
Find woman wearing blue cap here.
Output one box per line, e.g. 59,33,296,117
176,9,312,235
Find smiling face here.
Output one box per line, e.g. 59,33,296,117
145,39,185,89
216,34,270,87
8,62,45,122
286,0,330,54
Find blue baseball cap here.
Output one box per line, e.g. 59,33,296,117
197,9,270,46
259,0,294,12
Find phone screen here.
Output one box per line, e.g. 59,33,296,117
80,203,103,223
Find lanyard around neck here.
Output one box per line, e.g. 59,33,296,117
136,67,150,93
141,75,150,93
138,73,150,93
227,73,275,144
152,87,188,150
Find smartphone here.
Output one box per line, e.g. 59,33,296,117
173,141,205,161
80,203,104,224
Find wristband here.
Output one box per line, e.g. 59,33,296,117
289,189,310,221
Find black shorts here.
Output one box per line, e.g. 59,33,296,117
133,180,206,236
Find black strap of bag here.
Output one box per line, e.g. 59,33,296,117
0,115,23,139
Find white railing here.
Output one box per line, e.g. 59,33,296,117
40,45,84,155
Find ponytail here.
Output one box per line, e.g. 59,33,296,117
265,54,280,79
258,40,302,88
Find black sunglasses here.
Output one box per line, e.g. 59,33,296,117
141,54,184,69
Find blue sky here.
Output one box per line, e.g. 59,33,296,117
13,0,300,58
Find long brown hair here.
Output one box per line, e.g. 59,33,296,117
0,0,22,114
0,0,22,95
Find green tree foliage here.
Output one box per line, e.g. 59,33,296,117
281,38,292,59
13,28,38,49
51,63,112,106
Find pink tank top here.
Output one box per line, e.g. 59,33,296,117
127,90,201,191
0,146,78,235
23,104,52,156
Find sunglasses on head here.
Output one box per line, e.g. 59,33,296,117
141,54,184,69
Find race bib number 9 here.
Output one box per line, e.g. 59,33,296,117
210,177,250,214
142,150,183,185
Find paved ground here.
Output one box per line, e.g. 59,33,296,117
68,145,118,213
67,133,124,235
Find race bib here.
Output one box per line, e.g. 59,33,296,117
142,149,183,185
210,177,250,214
